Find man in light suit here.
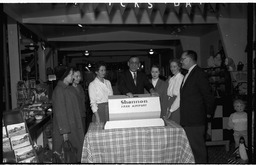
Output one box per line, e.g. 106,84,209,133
180,50,215,163
118,56,156,97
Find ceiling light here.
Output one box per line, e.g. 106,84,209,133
78,24,83,28
84,50,89,56
85,66,90,71
149,49,154,55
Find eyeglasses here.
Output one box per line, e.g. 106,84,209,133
129,61,140,65
180,57,188,62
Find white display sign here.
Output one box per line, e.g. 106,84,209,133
108,94,161,121
104,118,164,129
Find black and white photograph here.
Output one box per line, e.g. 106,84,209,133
18,156,37,163
14,145,35,162
6,122,26,138
10,133,30,150
1,2,255,164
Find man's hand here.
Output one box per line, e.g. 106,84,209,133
126,92,133,98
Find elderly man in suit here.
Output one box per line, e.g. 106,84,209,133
118,56,156,97
180,50,215,163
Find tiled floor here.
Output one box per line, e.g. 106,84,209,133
207,142,254,164
207,142,235,163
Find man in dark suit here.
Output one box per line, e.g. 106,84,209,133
118,56,156,97
180,50,215,163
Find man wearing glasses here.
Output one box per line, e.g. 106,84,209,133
179,50,215,163
118,56,156,97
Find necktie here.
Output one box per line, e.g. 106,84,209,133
133,72,137,85
182,72,189,87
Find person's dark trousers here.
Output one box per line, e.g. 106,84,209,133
183,126,207,163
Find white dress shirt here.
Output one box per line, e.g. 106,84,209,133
152,78,159,88
182,64,197,87
88,77,113,113
130,70,137,85
167,72,184,112
129,70,137,79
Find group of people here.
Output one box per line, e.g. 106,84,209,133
52,50,217,163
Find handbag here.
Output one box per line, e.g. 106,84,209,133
52,140,78,163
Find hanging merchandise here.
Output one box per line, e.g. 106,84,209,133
237,61,244,71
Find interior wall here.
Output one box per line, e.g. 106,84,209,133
200,30,221,68
179,36,201,66
218,18,247,67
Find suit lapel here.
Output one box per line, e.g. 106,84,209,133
181,65,197,90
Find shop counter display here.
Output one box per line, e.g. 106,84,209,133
26,111,52,142
81,119,194,163
21,103,52,147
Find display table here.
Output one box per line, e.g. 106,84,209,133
81,120,194,163
27,112,52,147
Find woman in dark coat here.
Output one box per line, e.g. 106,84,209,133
149,64,168,118
70,68,87,133
52,66,84,163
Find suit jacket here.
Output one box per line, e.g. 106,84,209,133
118,70,154,94
150,79,168,117
180,65,215,127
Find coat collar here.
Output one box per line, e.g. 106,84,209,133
57,80,69,89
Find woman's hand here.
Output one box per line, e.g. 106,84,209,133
166,111,172,119
149,89,159,96
164,108,172,119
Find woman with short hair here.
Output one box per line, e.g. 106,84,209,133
166,59,184,124
150,64,168,118
88,62,113,124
